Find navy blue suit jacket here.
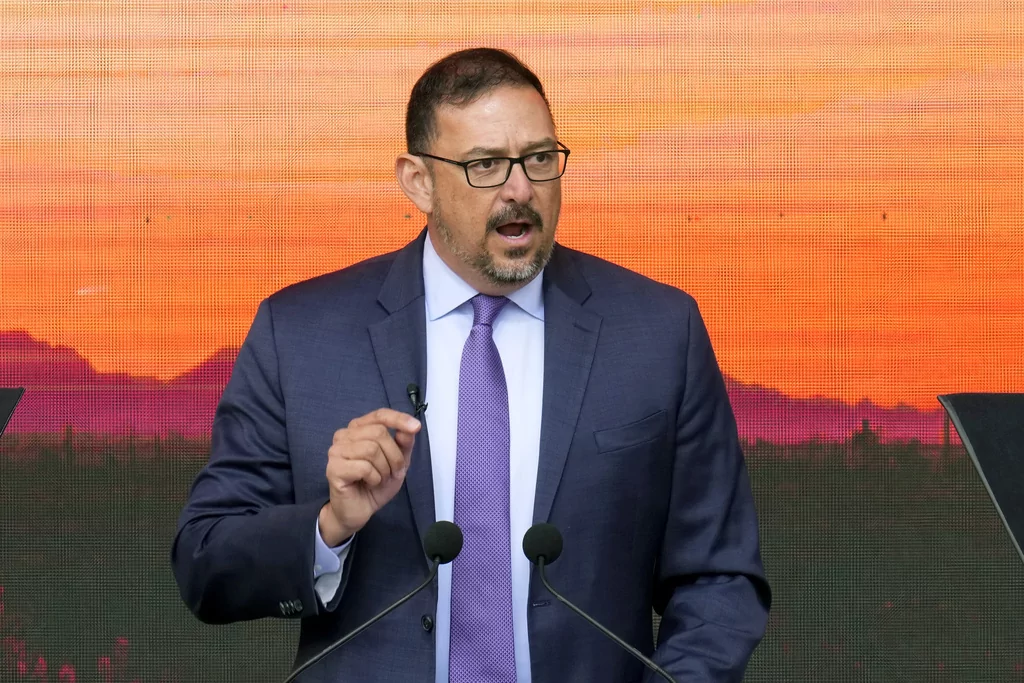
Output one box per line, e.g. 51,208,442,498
171,231,771,682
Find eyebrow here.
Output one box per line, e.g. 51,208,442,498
461,137,558,159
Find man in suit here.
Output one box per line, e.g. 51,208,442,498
172,48,770,682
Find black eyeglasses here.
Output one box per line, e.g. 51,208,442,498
413,141,570,188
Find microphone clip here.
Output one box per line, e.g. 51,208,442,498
406,383,428,418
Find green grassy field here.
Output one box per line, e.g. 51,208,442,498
1,436,1022,682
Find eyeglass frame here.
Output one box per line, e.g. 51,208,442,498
411,141,571,188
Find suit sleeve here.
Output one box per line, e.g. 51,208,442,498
648,300,772,682
171,298,338,624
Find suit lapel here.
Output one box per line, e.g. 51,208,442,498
367,236,600,544
368,231,436,551
533,246,602,524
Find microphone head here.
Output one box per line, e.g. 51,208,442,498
522,523,563,565
424,521,463,564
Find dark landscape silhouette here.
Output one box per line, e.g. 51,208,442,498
0,331,956,444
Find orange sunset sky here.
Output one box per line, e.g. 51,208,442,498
2,1,1022,409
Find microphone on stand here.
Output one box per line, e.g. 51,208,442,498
523,523,677,683
283,521,463,683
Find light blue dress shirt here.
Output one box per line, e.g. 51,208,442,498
312,232,545,682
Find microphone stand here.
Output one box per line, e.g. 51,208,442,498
282,558,441,683
536,558,677,683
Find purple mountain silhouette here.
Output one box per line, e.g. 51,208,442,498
0,331,231,436
723,377,951,444
0,331,951,443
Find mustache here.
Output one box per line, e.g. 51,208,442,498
486,204,544,233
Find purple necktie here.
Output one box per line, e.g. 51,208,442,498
449,294,517,683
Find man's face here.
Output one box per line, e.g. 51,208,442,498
425,85,561,293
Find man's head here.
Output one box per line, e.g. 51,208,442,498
396,48,565,295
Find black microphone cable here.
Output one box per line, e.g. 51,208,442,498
282,521,462,682
523,523,676,683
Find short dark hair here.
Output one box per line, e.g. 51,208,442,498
406,48,552,154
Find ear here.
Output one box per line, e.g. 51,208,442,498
396,154,434,214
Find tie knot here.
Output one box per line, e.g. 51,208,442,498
471,294,508,327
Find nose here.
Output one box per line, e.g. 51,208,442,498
498,160,535,205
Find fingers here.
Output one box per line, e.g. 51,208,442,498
348,407,421,434
356,433,405,481
331,457,382,489
328,408,420,490
393,429,415,461
345,424,409,476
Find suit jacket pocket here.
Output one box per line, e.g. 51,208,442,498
593,409,667,454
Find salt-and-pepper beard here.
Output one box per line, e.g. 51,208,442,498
433,197,554,287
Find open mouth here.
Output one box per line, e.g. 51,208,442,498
495,221,533,240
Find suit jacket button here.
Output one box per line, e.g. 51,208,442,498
293,599,303,613
421,614,434,632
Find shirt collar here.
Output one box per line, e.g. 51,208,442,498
423,230,545,322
